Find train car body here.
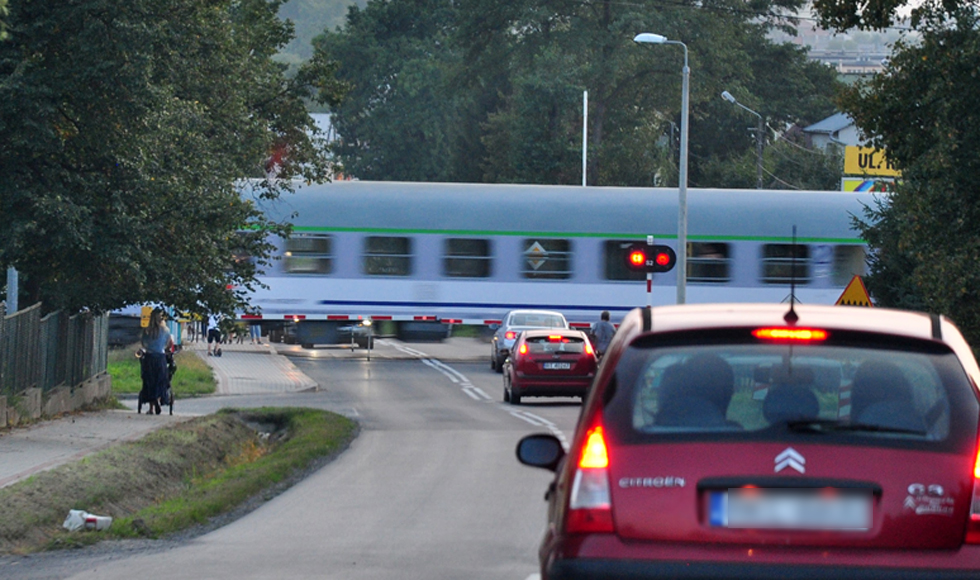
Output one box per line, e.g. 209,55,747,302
242,181,875,341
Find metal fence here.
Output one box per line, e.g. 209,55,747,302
0,302,109,397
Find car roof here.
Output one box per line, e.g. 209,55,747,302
640,303,935,338
506,309,566,318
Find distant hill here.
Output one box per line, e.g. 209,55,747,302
278,0,366,64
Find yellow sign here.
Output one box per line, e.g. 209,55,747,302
844,146,900,177
140,306,153,328
836,275,873,307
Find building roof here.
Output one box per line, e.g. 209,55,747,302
804,112,854,135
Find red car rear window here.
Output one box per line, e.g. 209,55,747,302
524,335,587,354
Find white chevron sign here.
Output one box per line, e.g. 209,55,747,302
774,447,806,473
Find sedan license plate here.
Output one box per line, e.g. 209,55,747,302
708,489,871,530
543,362,572,370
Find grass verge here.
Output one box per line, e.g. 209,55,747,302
108,345,215,397
0,407,357,554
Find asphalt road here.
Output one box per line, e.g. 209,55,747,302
6,353,583,579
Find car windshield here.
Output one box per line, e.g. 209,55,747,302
510,313,565,328
524,335,586,354
612,341,976,446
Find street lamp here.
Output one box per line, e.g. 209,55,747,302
721,90,764,189
634,32,689,304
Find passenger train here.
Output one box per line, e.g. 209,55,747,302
242,180,876,342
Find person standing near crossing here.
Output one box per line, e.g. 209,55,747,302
590,310,616,359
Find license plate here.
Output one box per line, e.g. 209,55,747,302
708,489,871,530
543,362,572,370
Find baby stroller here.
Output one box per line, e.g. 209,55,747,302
137,347,176,415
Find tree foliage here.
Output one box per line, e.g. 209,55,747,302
843,6,980,346
314,0,841,187
0,0,347,316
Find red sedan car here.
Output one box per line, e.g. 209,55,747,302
503,329,597,404
517,303,980,579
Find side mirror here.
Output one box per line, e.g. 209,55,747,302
516,434,565,472
489,323,500,330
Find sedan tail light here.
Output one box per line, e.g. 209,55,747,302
505,331,517,340
966,443,980,543
567,425,613,533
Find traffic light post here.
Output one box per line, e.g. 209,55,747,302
625,236,677,307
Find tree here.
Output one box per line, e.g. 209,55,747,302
0,0,347,316
311,0,466,181
315,0,841,187
839,6,980,346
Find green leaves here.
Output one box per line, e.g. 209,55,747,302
315,0,841,187
0,0,345,316
847,7,980,347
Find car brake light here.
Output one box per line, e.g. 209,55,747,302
584,341,594,355
752,327,828,341
567,425,613,533
519,343,527,355
966,443,980,543
505,331,516,340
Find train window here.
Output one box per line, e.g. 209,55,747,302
522,239,572,280
833,245,867,286
444,238,492,278
760,244,811,284
604,240,646,281
364,236,412,276
284,234,333,274
687,242,730,283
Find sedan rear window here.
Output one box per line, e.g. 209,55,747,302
608,339,977,450
524,335,586,354
510,313,566,328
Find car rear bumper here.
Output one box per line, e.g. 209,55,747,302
547,558,980,580
543,537,980,580
514,376,592,397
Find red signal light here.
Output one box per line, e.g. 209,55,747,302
628,250,646,268
625,243,676,273
505,331,516,340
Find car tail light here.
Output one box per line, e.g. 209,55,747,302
567,425,613,533
752,327,828,341
584,341,594,356
966,443,980,543
518,343,527,355
505,331,517,340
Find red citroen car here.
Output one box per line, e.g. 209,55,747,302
503,329,597,404
517,303,980,579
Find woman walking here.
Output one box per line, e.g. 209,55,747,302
141,308,174,415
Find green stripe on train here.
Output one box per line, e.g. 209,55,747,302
290,226,863,244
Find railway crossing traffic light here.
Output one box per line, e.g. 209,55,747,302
625,243,677,273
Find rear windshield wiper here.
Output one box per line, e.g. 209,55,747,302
784,419,927,436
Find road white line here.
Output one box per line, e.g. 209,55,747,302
399,342,569,446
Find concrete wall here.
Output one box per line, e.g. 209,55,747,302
1,373,112,429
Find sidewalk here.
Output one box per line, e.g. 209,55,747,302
0,336,487,489
0,339,318,489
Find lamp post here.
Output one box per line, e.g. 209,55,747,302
721,90,764,189
634,32,689,304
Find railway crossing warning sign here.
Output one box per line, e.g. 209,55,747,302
835,275,873,307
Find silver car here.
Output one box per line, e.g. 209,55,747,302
490,309,569,373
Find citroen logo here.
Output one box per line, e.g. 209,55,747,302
774,447,805,474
